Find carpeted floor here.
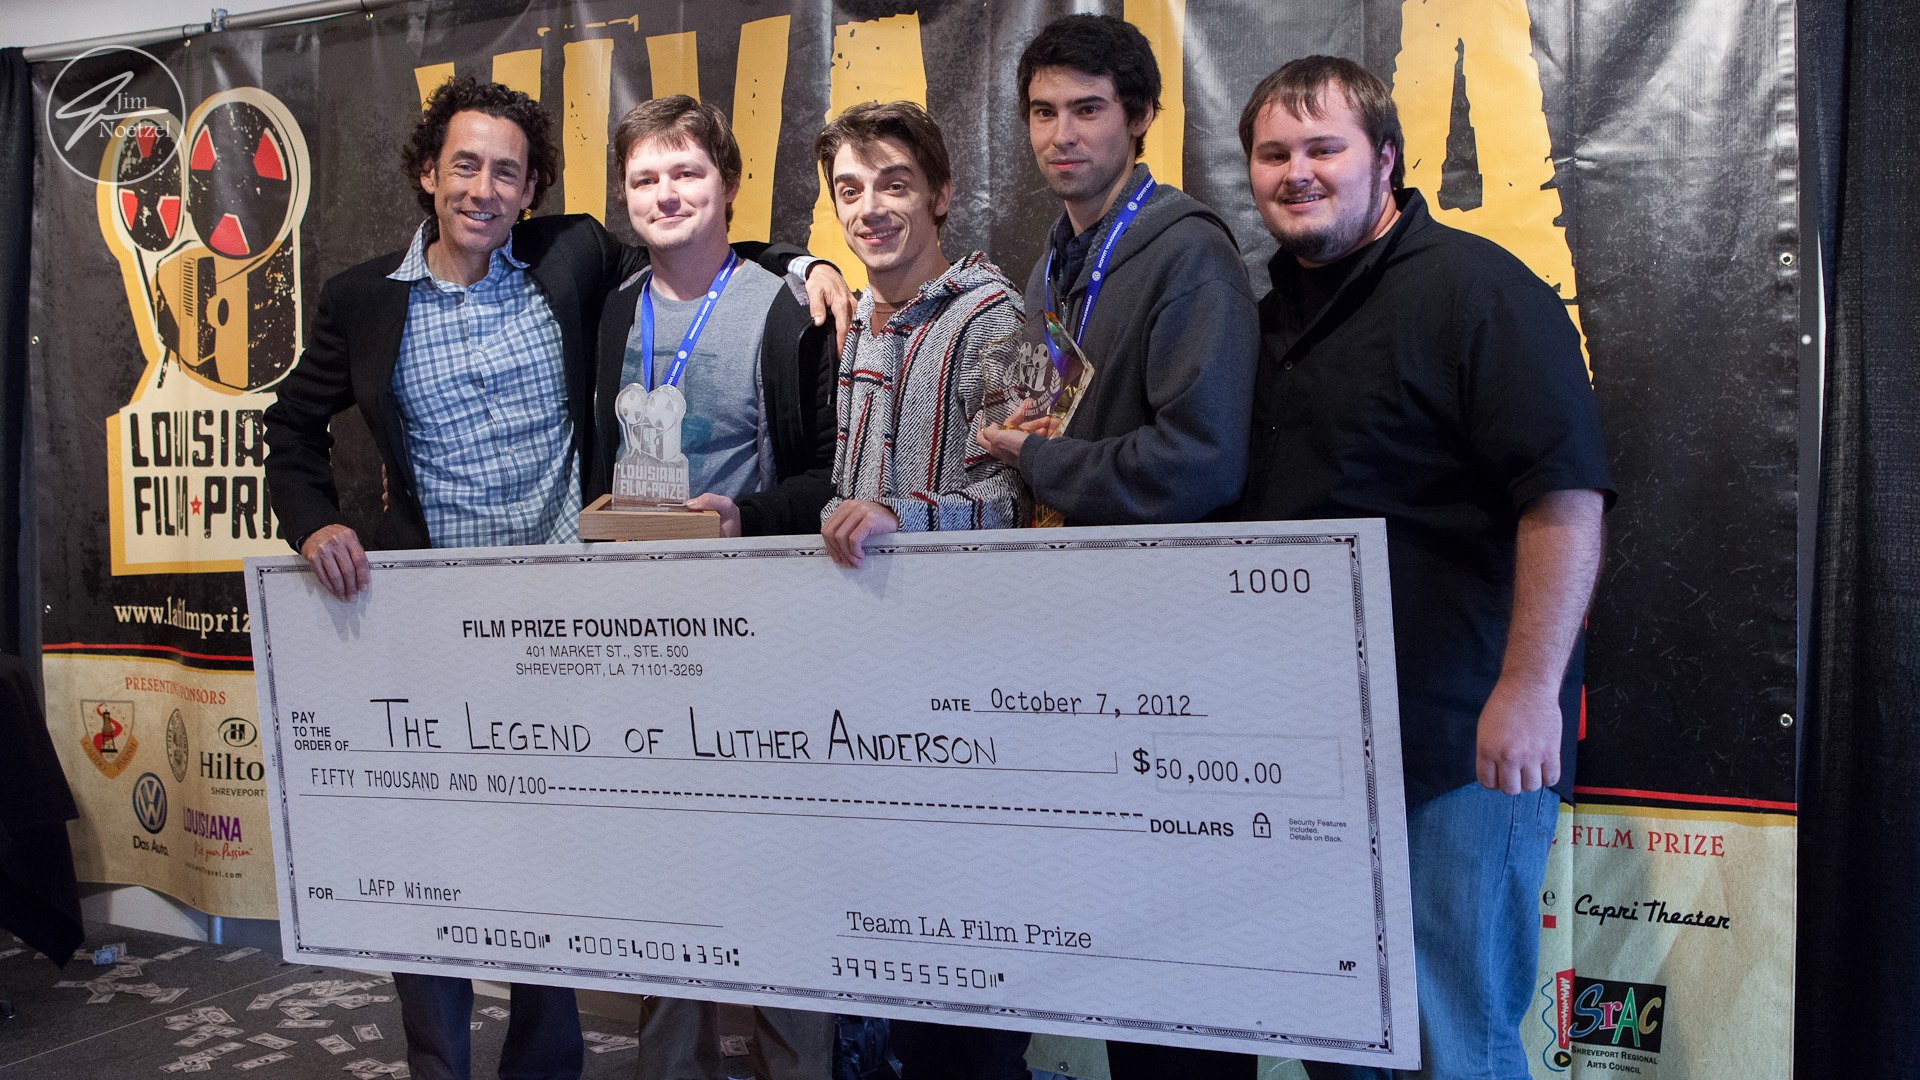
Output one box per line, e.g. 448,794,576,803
0,923,641,1078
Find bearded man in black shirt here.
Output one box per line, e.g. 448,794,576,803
1235,56,1614,1080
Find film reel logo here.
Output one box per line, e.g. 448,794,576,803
99,88,311,395
98,87,310,573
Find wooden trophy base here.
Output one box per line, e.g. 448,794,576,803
578,494,723,541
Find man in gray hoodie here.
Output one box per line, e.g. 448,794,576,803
975,14,1256,534
973,14,1260,1080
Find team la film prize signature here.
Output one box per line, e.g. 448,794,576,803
845,909,1097,950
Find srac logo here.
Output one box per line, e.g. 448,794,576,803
1570,976,1665,1053
1539,970,1667,1068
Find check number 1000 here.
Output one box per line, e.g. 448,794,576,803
1229,568,1310,594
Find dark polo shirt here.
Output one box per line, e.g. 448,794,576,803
1237,189,1614,807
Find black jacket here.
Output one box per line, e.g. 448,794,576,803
265,214,797,551
0,654,84,962
586,270,837,537
1237,190,1613,805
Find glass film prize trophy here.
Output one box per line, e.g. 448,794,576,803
579,256,739,541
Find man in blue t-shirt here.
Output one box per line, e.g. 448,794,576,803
587,94,838,1080
585,95,837,542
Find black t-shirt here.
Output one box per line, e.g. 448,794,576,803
1270,246,1363,355
1237,189,1614,807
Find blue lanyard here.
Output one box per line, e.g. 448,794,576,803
1043,170,1156,374
638,252,740,390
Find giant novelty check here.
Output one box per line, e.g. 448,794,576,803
245,521,1417,1067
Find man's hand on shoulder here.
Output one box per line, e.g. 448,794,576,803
300,523,370,602
803,262,854,352
821,499,900,569
1474,675,1562,794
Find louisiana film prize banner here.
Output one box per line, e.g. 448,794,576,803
245,522,1418,1068
29,1,1799,1076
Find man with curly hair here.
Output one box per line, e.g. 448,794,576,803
269,78,848,596
264,78,848,1080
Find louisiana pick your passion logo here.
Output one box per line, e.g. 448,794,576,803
44,45,187,184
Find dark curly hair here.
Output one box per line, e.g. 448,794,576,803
404,76,560,219
1017,15,1162,158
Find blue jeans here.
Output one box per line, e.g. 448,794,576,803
1304,784,1559,1080
393,973,583,1080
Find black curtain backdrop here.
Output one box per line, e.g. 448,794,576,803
0,48,30,659
1799,0,1920,1075
0,0,1849,1064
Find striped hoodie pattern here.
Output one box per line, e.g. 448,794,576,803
823,252,1031,531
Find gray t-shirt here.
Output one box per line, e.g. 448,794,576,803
621,260,781,500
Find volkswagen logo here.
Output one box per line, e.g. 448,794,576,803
132,772,168,834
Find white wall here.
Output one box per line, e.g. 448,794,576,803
2,0,295,50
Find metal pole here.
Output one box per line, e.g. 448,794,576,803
22,0,413,63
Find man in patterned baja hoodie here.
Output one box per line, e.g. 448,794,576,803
814,100,1029,572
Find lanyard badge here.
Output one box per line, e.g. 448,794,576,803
1042,171,1156,378
611,252,740,509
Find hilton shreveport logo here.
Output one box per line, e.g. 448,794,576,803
201,717,266,796
1538,970,1666,1072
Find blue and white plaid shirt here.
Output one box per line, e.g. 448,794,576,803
388,222,581,549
